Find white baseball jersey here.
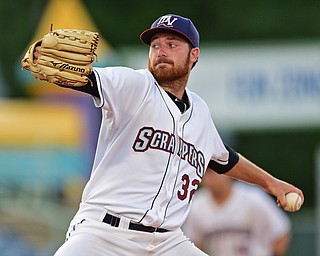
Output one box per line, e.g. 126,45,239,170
72,67,229,230
183,182,291,256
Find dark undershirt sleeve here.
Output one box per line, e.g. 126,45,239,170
208,144,239,174
56,72,99,98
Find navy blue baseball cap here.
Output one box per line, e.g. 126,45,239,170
140,14,199,48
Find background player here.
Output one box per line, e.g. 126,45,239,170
23,14,304,256
183,170,292,256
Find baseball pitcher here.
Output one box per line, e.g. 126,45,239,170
21,14,304,256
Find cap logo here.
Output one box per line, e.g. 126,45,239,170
157,15,178,27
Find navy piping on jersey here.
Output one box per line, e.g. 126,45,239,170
137,81,177,225
159,99,194,227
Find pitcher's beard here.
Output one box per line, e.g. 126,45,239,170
148,56,190,85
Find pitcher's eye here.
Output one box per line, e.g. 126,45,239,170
169,43,177,48
151,43,159,49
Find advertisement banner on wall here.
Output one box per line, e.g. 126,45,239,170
187,43,320,129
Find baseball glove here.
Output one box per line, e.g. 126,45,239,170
21,29,99,87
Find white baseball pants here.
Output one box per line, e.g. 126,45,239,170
54,218,208,256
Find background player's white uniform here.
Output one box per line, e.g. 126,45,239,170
55,66,229,255
183,182,291,256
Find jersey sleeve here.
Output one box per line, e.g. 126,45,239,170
89,67,154,131
208,144,239,174
92,67,151,108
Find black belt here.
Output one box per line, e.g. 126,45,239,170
102,213,169,233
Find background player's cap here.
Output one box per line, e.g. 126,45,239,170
140,14,199,48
